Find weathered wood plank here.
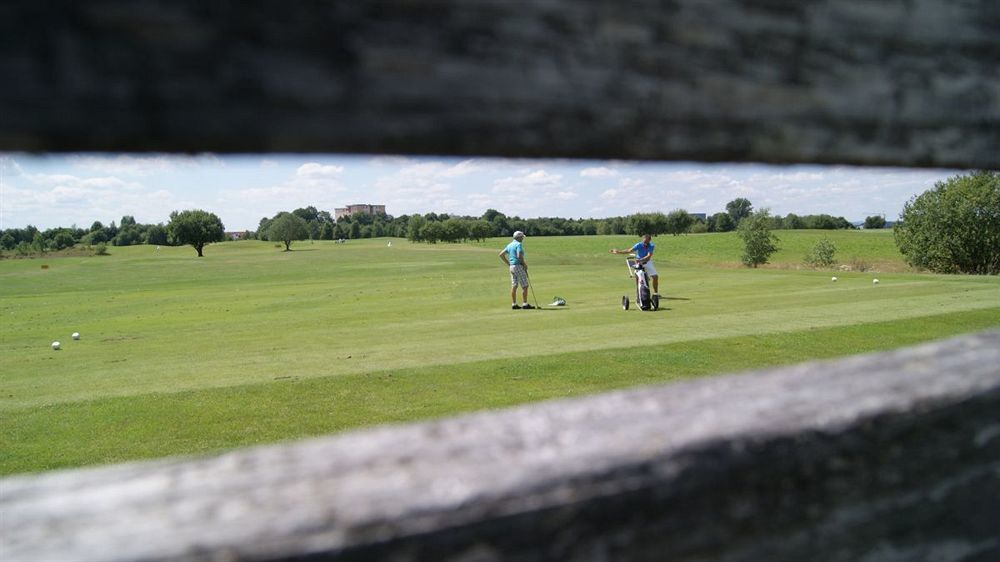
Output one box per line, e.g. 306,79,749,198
3,330,999,561
1,0,997,167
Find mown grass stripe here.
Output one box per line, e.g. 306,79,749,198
2,307,996,475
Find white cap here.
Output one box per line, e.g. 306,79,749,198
513,231,525,239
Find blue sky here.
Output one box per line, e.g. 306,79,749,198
0,153,960,232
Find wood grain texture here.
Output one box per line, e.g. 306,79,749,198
1,0,998,167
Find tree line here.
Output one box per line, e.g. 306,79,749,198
2,172,994,274
0,198,863,257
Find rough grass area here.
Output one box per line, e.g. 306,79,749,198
2,234,998,475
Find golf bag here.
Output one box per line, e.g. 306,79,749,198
622,260,659,311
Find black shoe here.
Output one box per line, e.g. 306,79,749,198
511,304,521,309
521,303,535,309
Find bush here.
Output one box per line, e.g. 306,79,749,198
894,171,1000,274
738,209,779,268
804,238,837,267
93,243,109,256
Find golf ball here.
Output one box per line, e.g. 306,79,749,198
873,279,880,284
72,332,80,340
52,341,61,350
831,276,838,282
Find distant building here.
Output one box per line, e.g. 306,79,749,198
335,204,386,220
225,231,245,240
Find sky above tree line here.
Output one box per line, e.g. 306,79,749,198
0,153,961,232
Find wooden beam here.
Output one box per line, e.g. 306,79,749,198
1,0,997,167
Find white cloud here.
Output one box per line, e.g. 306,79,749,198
4,170,172,227
619,177,646,189
441,159,489,177
581,166,618,178
296,163,344,177
217,163,349,226
68,154,221,177
493,170,562,194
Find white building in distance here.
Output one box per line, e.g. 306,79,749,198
335,204,386,220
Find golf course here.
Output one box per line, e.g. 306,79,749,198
2,230,998,476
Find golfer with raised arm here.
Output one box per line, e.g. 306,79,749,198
610,233,660,295
499,231,534,309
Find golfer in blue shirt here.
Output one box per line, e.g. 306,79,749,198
611,234,659,295
498,231,534,309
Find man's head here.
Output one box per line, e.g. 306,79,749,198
513,231,525,241
642,234,652,244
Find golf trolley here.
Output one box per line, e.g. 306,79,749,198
622,257,659,311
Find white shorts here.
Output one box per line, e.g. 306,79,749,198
642,261,658,276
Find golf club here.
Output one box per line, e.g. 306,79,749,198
525,269,541,309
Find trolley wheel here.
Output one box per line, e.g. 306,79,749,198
622,296,629,310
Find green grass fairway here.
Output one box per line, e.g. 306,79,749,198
2,233,998,474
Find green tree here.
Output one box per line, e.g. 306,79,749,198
864,215,887,229
894,171,1000,274
468,220,493,242
80,230,109,245
267,212,309,251
406,215,426,242
481,209,504,223
664,209,694,236
167,210,225,257
726,198,753,225
626,213,668,236
804,238,837,267
113,227,141,246
349,221,362,240
31,232,45,253
420,221,444,244
292,206,319,223
709,212,735,232
441,218,469,242
332,223,347,240
49,229,76,250
145,224,169,246
783,213,805,229
738,209,779,268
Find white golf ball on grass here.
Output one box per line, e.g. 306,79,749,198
52,341,61,350
873,279,880,284
831,276,837,282
72,332,80,340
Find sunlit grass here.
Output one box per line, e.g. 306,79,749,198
2,234,997,475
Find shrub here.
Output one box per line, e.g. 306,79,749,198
93,243,109,256
804,238,837,267
894,171,1000,274
738,209,779,268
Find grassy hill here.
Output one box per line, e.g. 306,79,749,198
2,233,998,474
